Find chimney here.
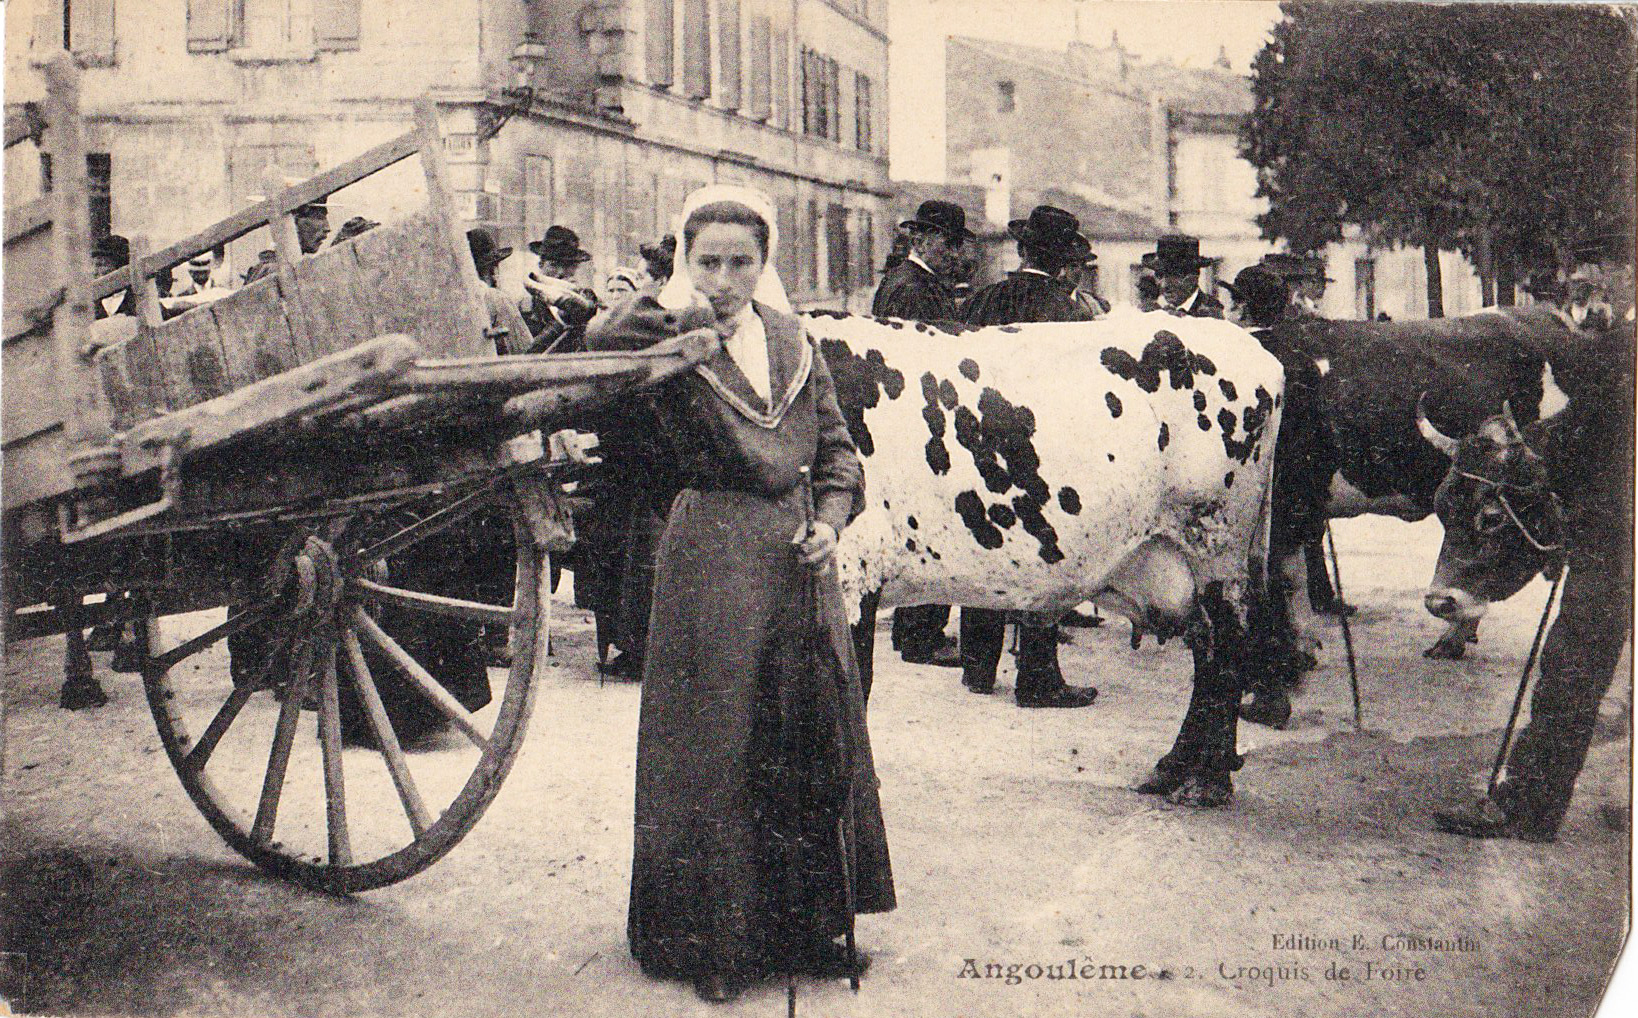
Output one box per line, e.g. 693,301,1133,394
1214,45,1231,71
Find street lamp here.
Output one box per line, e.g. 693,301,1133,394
478,40,545,143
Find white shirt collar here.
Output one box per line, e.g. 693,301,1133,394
723,305,772,403
1020,267,1053,278
906,252,936,276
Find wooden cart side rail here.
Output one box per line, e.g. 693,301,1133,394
85,128,425,302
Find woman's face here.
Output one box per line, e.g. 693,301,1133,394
687,221,765,320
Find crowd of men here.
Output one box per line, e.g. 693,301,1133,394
82,192,1629,713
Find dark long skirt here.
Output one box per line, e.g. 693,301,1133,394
628,488,895,981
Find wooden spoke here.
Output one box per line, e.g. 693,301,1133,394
350,577,513,625
351,607,490,751
339,626,432,838
153,602,278,670
250,638,316,846
314,638,352,868
355,486,501,564
182,685,255,774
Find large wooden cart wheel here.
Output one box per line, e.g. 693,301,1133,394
140,480,549,893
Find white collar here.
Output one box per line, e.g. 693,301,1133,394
1020,267,1053,278
906,252,937,276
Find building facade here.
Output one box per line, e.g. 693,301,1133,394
4,0,891,310
939,33,1483,319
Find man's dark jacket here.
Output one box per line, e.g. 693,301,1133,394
872,258,958,323
962,269,1093,326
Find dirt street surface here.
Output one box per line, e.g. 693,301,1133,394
3,514,1631,1018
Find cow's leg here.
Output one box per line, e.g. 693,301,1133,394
1424,617,1479,659
959,608,1006,694
852,591,881,703
1138,587,1245,806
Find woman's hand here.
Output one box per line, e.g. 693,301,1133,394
793,521,838,570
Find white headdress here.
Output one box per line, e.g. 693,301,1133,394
657,183,791,313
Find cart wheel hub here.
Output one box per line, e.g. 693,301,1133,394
283,536,343,620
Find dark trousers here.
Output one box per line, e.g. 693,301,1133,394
959,608,1062,698
1498,550,1632,834
892,604,950,658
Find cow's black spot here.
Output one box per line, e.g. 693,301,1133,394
954,490,1004,549
1012,495,1065,564
1224,471,1235,488
948,385,1063,564
1193,391,1207,412
1158,422,1170,451
907,515,919,530
1219,379,1238,401
988,503,1017,528
926,437,951,474
906,537,918,551
1107,453,1116,462
1198,414,1211,431
1218,386,1276,464
1105,392,1123,418
997,325,1022,333
819,339,905,457
806,308,851,320
1058,487,1082,514
1100,331,1217,394
959,358,980,381
938,379,959,410
929,549,941,560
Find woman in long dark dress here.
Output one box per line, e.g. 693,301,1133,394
585,186,895,1003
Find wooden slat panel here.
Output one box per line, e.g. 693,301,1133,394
4,195,52,245
289,241,379,361
150,303,234,409
349,210,483,359
206,275,301,385
87,128,423,302
3,226,58,343
93,328,170,432
2,325,64,441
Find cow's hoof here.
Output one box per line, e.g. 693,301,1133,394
1133,766,1185,797
1240,689,1292,729
1424,640,1466,660
59,673,109,711
1017,685,1098,709
1167,772,1233,808
1061,608,1102,628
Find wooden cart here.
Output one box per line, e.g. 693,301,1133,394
2,56,714,893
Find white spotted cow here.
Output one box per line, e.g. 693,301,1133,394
804,307,1286,806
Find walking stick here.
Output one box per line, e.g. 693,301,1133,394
798,468,861,994
1324,522,1364,730
1488,564,1566,797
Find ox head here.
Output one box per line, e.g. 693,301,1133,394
1416,396,1565,623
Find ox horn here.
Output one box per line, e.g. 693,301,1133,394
1416,393,1460,458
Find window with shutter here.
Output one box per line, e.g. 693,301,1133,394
805,199,820,292
718,0,741,110
646,0,674,86
746,18,770,121
827,203,848,292
682,0,711,100
87,153,112,241
857,210,874,289
826,59,840,143
776,196,797,285
70,0,117,64
770,30,789,129
315,0,361,51
186,0,237,52
855,74,872,152
799,48,811,135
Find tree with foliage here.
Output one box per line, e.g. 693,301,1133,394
1243,2,1636,316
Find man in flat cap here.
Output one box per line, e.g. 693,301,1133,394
872,200,977,669
520,225,600,353
958,205,1100,710
1143,234,1223,319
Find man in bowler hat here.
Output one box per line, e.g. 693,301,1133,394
873,199,976,669
1143,234,1223,319
874,199,973,324
958,206,1100,709
520,225,599,352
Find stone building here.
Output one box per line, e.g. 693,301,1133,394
3,0,891,310
938,32,1482,319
